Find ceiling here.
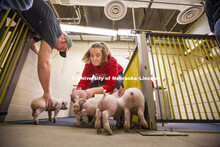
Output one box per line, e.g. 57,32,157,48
46,0,205,41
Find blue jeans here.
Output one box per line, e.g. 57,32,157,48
214,18,220,45
89,73,124,90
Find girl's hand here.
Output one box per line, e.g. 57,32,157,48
85,89,94,99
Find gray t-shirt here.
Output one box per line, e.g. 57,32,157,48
22,0,62,49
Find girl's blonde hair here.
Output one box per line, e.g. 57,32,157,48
82,42,111,63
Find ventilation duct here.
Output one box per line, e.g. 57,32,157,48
104,0,127,21
177,3,204,24
47,0,204,24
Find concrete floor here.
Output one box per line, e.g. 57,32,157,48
0,123,220,147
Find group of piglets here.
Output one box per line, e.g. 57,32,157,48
30,87,148,135
70,87,148,135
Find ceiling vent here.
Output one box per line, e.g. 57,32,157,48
177,3,204,25
104,0,127,21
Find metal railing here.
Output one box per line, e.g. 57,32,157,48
124,31,220,129
0,9,32,122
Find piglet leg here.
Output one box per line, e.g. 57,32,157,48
48,111,52,121
76,112,82,127
124,108,131,132
102,110,113,135
33,108,44,125
81,109,88,125
53,109,60,123
95,108,102,134
138,107,148,128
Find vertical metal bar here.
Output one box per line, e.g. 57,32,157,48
0,27,29,105
185,38,203,119
181,37,201,119
206,39,220,73
0,22,25,96
137,32,156,129
193,39,215,119
148,34,164,120
0,17,21,66
0,18,21,86
167,37,182,119
209,39,220,61
172,37,189,119
205,39,220,101
153,36,168,119
162,36,175,119
0,12,17,55
201,39,220,85
197,39,220,118
177,37,195,119
189,38,208,119
0,28,32,123
0,9,10,29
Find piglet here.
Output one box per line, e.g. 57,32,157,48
70,89,101,127
70,89,87,114
95,90,124,135
31,97,68,125
81,97,102,126
122,88,148,132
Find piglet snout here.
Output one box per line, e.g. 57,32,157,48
73,104,80,112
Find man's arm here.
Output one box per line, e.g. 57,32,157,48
37,40,52,110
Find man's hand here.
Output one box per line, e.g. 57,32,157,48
43,93,53,110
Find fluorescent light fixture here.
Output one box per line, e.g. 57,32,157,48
60,24,117,36
118,29,135,36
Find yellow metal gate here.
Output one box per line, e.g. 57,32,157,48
124,32,220,129
0,9,32,122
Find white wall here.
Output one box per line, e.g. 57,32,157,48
50,40,136,86
186,13,211,34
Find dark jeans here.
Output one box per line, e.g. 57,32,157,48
89,73,124,90
215,19,220,45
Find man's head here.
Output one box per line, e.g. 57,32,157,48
55,32,73,58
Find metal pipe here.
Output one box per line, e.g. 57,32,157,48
209,40,220,61
124,0,204,7
183,38,202,119
132,0,136,29
172,36,189,119
0,12,17,58
202,40,220,86
148,34,164,120
167,37,183,119
0,9,10,29
0,18,21,86
193,38,215,119
162,36,176,119
0,25,28,104
139,0,153,29
177,37,196,119
153,36,168,119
